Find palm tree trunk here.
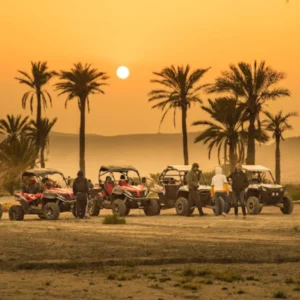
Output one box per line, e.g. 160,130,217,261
246,115,256,165
229,141,236,172
275,136,281,184
79,97,86,175
36,90,42,167
40,145,45,168
181,107,189,165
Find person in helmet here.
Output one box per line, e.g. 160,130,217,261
186,163,206,216
211,166,229,216
23,176,42,194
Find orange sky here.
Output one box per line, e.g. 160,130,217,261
0,0,299,136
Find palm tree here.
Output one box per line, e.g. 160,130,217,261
192,98,245,171
0,115,29,144
263,111,297,184
208,61,290,165
0,135,38,177
15,61,57,151
27,118,57,168
55,63,109,175
148,65,210,165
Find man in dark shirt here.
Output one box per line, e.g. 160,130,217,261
186,163,206,216
227,164,249,217
73,171,89,219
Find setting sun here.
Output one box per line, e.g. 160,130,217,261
116,66,129,79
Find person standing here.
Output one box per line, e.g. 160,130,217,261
227,163,249,218
211,167,229,217
186,163,206,216
73,171,89,219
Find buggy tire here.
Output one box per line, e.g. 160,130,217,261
175,197,192,216
144,199,161,216
9,205,24,221
281,196,293,214
38,214,45,219
112,199,127,217
88,199,100,216
246,197,261,215
125,207,131,216
0,204,2,220
43,202,60,220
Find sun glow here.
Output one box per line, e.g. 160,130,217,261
116,66,129,79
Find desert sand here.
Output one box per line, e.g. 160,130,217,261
0,206,300,300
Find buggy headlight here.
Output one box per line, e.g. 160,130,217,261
262,187,267,192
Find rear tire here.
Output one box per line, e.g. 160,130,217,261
125,207,131,216
246,197,261,215
43,202,60,220
112,199,127,217
9,205,24,221
144,199,161,216
38,214,45,219
280,196,293,214
175,197,192,216
88,199,100,216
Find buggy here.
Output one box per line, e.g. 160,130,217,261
152,165,223,216
88,165,160,217
9,168,75,221
232,165,293,215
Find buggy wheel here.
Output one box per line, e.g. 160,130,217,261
246,197,261,215
0,204,2,220
144,199,161,216
88,199,100,216
43,202,60,220
175,197,192,216
112,199,127,217
125,207,131,216
38,214,45,219
9,205,24,221
280,196,293,214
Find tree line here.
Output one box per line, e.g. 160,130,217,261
0,60,297,193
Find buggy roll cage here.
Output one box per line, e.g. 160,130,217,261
22,168,68,186
98,165,142,183
159,165,208,186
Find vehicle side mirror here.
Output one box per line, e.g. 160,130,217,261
142,177,146,184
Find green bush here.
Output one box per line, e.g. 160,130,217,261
1,172,21,195
103,213,126,224
273,291,288,299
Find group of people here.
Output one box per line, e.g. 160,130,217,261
187,163,249,218
22,176,57,194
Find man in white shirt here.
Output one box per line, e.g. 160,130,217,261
211,166,229,216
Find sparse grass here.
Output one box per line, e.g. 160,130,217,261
246,276,259,281
292,225,299,232
182,284,197,291
107,273,116,280
293,286,300,291
103,214,126,224
150,284,163,290
159,277,171,283
205,279,214,285
237,290,246,294
273,291,288,299
197,269,212,277
117,275,127,281
148,275,157,280
285,278,296,284
222,287,228,290
214,270,242,282
183,267,196,277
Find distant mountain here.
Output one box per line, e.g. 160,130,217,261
45,132,300,183
1,131,299,182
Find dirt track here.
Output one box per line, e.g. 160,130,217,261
0,206,300,299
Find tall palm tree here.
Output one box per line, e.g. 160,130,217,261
27,118,57,168
0,115,29,144
55,63,109,175
208,61,290,165
15,61,57,151
148,65,210,165
263,111,297,184
192,98,245,171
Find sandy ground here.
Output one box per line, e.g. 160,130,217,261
0,206,300,300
